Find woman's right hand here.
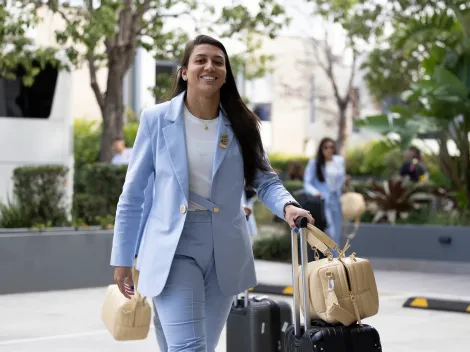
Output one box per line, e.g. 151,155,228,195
114,266,134,299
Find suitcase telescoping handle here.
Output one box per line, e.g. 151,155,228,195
232,290,250,308
291,216,311,337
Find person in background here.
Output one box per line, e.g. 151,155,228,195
399,146,427,182
111,137,132,165
303,137,346,244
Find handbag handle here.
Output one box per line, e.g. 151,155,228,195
306,223,339,252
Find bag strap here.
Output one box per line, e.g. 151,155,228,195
131,260,146,303
324,272,362,326
307,223,339,252
343,216,361,240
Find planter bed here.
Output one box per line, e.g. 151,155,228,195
346,223,470,274
1,228,114,295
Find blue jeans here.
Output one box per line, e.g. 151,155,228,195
325,192,343,245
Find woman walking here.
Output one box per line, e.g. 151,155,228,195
111,34,313,352
303,137,346,244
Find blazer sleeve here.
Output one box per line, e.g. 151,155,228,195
111,109,154,267
134,173,154,257
303,158,320,195
252,153,296,220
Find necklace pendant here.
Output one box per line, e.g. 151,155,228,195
204,125,208,130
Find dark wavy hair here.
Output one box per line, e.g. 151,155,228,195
168,34,269,188
315,137,336,183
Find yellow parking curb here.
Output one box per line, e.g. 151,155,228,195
403,297,470,314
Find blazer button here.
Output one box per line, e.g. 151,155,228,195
180,205,187,214
213,207,220,213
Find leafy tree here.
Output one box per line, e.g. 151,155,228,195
0,1,62,86
22,0,288,161
149,0,290,103
303,0,384,154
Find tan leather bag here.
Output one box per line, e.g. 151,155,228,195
296,224,379,326
101,261,152,340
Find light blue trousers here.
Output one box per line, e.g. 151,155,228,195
325,192,343,245
152,210,234,352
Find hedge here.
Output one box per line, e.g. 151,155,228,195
0,165,69,228
73,163,127,225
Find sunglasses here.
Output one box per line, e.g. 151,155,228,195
323,145,335,150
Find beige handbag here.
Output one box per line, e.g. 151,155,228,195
340,191,366,239
101,262,152,340
297,224,379,326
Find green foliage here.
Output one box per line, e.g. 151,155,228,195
73,163,127,225
0,2,64,85
356,107,437,151
283,180,304,195
74,120,101,169
268,153,309,176
12,165,69,227
345,139,402,177
252,234,291,262
361,45,422,103
364,179,435,224
123,122,139,147
0,198,30,228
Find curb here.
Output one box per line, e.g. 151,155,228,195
403,297,470,314
249,284,293,296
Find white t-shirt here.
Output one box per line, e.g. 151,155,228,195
183,106,219,211
325,160,342,192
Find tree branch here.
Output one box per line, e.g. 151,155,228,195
344,46,358,107
87,52,104,113
137,11,192,36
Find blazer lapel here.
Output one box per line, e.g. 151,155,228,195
162,92,189,201
212,108,234,180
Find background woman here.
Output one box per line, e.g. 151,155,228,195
303,137,345,244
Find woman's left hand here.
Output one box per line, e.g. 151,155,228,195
284,205,315,230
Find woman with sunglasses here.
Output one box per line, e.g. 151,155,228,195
303,137,346,244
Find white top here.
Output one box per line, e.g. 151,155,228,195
183,105,219,211
325,160,342,192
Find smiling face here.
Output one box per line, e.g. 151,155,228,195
181,44,227,97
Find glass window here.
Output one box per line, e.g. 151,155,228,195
253,103,271,121
0,62,58,119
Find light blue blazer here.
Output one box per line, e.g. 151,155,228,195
303,155,346,201
111,91,296,298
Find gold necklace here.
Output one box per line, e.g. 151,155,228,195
201,118,216,130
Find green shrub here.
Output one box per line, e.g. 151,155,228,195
73,163,127,224
268,153,309,179
346,139,402,177
12,165,69,227
283,180,304,195
0,198,30,228
124,122,139,147
252,234,292,262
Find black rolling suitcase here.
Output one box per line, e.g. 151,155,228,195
227,290,292,352
283,217,382,352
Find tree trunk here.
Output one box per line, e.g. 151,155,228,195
98,56,127,162
336,107,348,156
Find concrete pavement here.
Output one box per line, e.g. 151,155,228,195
1,260,470,351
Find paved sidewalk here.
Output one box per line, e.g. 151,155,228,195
1,260,470,351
